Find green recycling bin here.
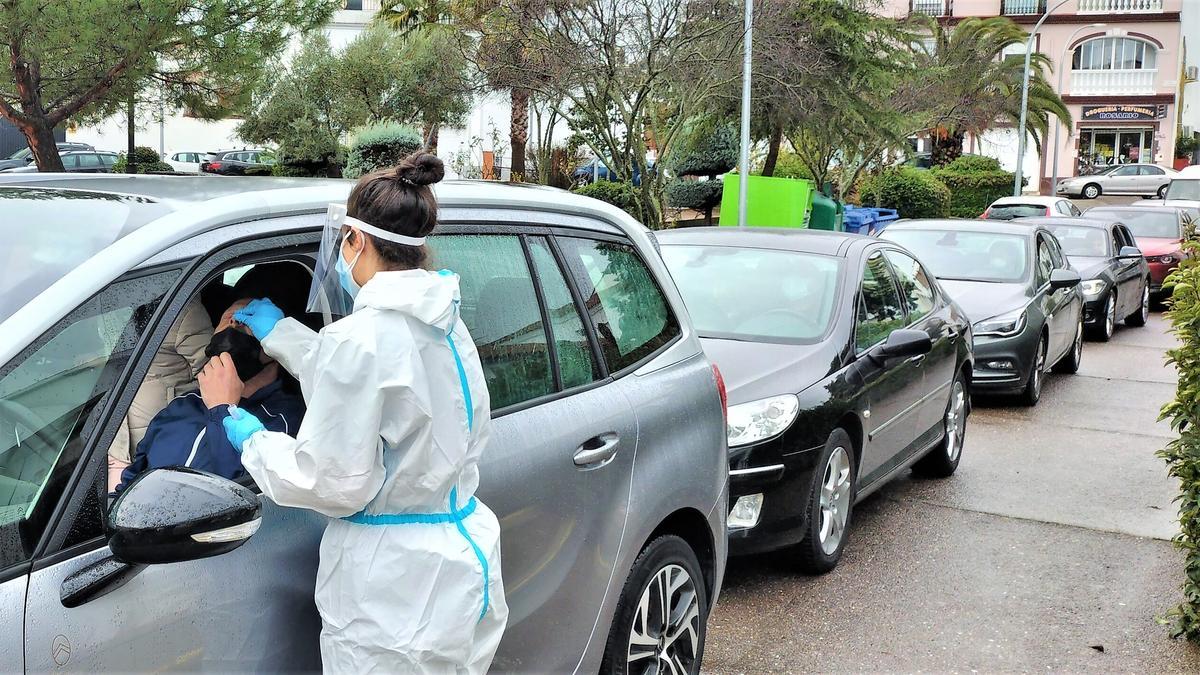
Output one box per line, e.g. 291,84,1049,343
718,174,813,228
809,191,843,231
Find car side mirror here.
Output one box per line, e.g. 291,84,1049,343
1050,268,1081,290
1118,245,1143,259
107,467,262,565
870,328,932,361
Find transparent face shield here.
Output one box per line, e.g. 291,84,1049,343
307,203,428,317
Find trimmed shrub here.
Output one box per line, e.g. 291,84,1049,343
944,155,1003,173
669,124,738,177
665,179,723,223
344,122,423,179
1160,239,1200,641
272,150,343,178
932,167,1015,219
858,167,950,219
573,180,638,216
113,146,173,174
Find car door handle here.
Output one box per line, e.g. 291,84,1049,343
907,354,926,366
945,327,960,340
574,433,620,467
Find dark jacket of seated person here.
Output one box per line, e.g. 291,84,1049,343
115,299,304,493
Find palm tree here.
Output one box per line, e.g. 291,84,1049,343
374,0,460,150
917,17,1070,167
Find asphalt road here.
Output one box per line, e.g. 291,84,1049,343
704,311,1200,672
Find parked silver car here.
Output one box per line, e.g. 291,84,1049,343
1055,163,1177,200
0,174,727,672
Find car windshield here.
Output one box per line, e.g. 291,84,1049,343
0,187,172,323
986,204,1049,220
660,244,842,344
5,148,31,160
1043,225,1109,257
1088,210,1179,239
883,229,1029,283
1166,180,1200,201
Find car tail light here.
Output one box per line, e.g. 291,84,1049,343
981,208,990,218
1044,207,1051,215
712,363,727,423
208,162,222,170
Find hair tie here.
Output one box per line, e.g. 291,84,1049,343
396,175,415,187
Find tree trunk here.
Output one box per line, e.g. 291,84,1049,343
703,206,713,227
510,88,529,182
423,119,439,154
25,121,64,172
761,124,783,177
930,129,964,167
126,95,137,174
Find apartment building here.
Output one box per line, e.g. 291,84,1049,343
883,0,1185,194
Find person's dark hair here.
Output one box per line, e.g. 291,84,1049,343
346,151,445,270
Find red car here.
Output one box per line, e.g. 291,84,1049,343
1083,205,1197,297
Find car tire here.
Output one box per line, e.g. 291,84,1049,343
1019,335,1047,407
1082,183,1101,199
1158,184,1169,199
794,428,856,575
600,535,707,675
1052,320,1083,374
1125,282,1150,327
913,370,967,478
1089,291,1116,342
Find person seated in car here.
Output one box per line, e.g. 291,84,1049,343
113,297,305,493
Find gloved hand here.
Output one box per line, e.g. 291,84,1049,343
223,406,267,453
233,298,284,340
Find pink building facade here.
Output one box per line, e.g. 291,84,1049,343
880,0,1184,194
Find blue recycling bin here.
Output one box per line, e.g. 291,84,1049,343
842,206,877,235
867,208,899,234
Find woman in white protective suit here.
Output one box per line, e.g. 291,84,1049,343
218,152,508,673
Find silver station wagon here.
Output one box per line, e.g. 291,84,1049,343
0,175,727,673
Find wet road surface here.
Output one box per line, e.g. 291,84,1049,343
704,311,1200,672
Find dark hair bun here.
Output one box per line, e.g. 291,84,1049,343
395,152,445,187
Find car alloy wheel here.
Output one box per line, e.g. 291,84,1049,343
818,446,852,556
944,379,966,462
1083,184,1100,199
1138,285,1149,323
626,563,701,674
1159,184,1169,199
1022,337,1047,406
1104,293,1116,340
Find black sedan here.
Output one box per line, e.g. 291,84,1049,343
1016,217,1150,340
659,228,973,573
882,220,1083,405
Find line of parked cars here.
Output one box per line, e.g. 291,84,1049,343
0,167,1193,673
0,144,275,176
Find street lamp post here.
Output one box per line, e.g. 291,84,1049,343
1050,23,1107,196
1013,0,1071,196
737,0,753,228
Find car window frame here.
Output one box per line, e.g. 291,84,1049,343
878,246,938,326
549,231,683,379
853,246,910,356
1035,233,1055,288
25,230,325,570
0,263,186,577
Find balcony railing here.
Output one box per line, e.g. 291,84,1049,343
1002,0,1045,14
342,0,381,10
911,0,950,16
1070,69,1157,96
1078,0,1163,13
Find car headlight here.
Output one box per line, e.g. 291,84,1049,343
1080,279,1106,297
727,395,800,448
973,308,1027,338
1149,254,1177,265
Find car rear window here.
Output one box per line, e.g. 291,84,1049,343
883,229,1030,283
661,244,841,344
1086,210,1179,239
986,204,1050,220
0,187,173,323
1166,180,1200,201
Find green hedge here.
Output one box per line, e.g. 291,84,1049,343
665,179,723,210
1160,239,1200,641
770,152,813,180
858,167,950,219
931,167,1015,219
573,180,638,216
344,122,423,179
113,146,173,174
669,124,738,177
944,155,1002,173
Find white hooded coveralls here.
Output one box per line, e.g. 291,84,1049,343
240,269,508,673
